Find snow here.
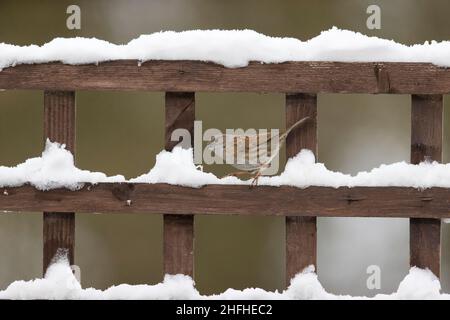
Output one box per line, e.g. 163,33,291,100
0,258,447,299
129,146,242,187
0,139,125,191
132,146,450,189
2,28,450,69
259,149,450,189
3,142,450,191
0,143,448,299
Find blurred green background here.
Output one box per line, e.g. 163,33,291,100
0,0,449,296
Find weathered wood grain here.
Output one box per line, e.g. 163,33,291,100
1,184,449,218
411,95,443,164
163,92,195,277
44,91,76,152
163,215,194,277
165,92,195,150
285,93,317,285
410,218,441,277
410,94,443,277
2,61,450,93
43,91,76,274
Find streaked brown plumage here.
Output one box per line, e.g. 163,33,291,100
206,116,310,186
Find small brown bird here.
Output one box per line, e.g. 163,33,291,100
206,116,310,186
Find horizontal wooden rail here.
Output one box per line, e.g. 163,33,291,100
0,184,449,218
1,61,450,94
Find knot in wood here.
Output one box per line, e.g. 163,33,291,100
112,184,135,201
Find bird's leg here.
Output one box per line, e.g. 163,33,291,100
249,161,273,188
250,171,262,188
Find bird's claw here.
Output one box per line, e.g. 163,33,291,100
249,173,261,189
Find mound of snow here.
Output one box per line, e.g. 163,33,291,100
3,143,450,190
129,147,242,187
2,28,450,69
0,140,125,190
132,147,450,189
0,258,448,300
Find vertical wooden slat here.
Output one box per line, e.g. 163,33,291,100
285,93,317,285
410,94,442,277
43,91,76,274
164,92,195,276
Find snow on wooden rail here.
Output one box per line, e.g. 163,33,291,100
0,184,450,218
1,61,450,94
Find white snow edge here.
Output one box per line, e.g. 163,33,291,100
131,146,450,189
0,258,447,300
3,141,450,191
2,28,450,69
0,140,125,191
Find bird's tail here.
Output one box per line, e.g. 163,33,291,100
283,116,310,138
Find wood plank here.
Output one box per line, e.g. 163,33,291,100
410,218,441,276
0,184,450,218
163,215,194,276
285,93,317,285
44,91,76,152
43,91,76,274
411,95,443,164
163,92,195,277
286,94,317,158
2,61,450,94
165,92,195,150
410,94,443,277
43,213,75,273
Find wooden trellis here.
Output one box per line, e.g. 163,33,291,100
0,61,447,284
